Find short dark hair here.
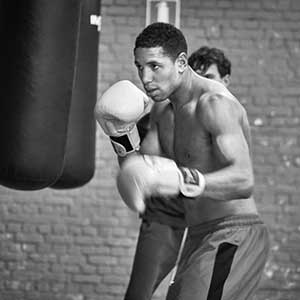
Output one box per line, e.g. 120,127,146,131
134,22,188,61
188,46,231,77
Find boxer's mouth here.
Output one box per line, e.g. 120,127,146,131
145,88,158,95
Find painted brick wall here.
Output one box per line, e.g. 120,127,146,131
0,0,299,299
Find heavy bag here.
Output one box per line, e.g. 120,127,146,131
52,0,101,189
0,0,81,190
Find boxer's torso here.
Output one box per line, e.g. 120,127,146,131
153,78,258,225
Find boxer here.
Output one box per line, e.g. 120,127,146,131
122,47,235,299
95,23,269,300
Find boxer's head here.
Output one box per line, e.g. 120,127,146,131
134,23,188,102
188,46,231,86
134,22,187,62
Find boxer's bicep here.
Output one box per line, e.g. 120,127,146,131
215,132,251,169
202,96,251,169
140,106,163,156
140,125,162,156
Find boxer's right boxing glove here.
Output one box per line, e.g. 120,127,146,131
117,155,206,213
95,80,150,156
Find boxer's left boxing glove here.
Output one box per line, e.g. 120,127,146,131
95,80,150,156
117,155,206,213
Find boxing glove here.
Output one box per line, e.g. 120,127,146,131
117,155,206,213
95,80,150,156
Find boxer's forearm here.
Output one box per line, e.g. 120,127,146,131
201,165,254,201
117,150,140,167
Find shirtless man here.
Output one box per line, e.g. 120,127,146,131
121,46,234,300
124,46,234,300
96,23,269,300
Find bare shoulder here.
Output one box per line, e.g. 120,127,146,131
197,92,247,132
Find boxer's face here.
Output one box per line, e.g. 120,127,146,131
134,46,181,102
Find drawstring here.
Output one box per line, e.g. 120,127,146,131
169,227,188,285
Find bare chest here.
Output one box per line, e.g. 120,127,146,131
158,106,214,170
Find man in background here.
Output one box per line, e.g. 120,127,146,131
188,46,231,87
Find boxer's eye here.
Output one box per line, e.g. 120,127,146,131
150,63,159,71
135,63,143,71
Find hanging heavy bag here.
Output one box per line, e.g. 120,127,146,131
52,0,101,189
0,0,81,190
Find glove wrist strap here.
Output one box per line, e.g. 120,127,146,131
178,167,206,197
110,125,140,157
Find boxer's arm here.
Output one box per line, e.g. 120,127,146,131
139,104,164,156
117,154,205,213
95,80,151,159
118,102,164,166
200,94,254,201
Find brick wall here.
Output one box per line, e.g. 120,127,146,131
0,0,299,299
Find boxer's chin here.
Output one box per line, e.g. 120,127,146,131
150,93,167,102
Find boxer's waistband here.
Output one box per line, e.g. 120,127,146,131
188,214,263,235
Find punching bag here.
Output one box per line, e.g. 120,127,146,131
0,1,81,190
52,0,101,189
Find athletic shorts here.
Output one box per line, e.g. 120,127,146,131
124,220,186,300
166,214,270,300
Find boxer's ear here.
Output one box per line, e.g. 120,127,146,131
176,52,188,73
